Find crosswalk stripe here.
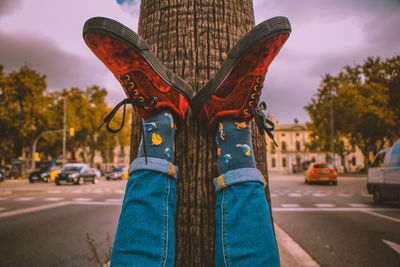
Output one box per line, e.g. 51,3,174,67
105,199,123,202
44,197,64,202
15,197,35,201
315,204,335,208
73,198,92,202
281,204,300,208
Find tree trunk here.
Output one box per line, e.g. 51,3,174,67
130,1,273,265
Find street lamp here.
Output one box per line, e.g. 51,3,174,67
329,90,335,169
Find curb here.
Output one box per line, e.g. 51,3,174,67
275,223,320,267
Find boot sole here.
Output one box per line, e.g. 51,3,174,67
83,17,194,101
190,16,291,113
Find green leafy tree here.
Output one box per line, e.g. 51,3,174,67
305,56,399,169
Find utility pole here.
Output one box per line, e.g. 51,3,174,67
62,98,67,168
329,90,335,168
32,129,64,171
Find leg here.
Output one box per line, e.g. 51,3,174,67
213,121,279,266
111,160,177,266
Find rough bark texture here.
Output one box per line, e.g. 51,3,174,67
129,1,273,266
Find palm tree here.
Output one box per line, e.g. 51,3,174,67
130,1,273,265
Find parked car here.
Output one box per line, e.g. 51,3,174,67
304,162,337,185
0,170,4,182
106,166,129,180
367,139,400,204
29,166,62,183
55,164,99,185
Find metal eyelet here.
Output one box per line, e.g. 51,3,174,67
249,101,254,106
138,97,144,102
244,109,249,114
132,90,139,96
129,82,135,88
125,74,130,80
256,77,261,83
251,93,256,99
253,85,258,91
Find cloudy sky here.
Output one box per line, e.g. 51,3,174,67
1,0,399,124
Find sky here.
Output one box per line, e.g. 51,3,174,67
1,0,399,124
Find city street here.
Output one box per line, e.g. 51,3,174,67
0,174,399,266
270,174,400,267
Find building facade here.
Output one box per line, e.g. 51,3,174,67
266,115,365,174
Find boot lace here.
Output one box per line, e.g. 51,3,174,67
251,101,278,147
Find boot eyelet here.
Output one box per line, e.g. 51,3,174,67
125,74,130,80
138,97,144,102
249,101,254,106
244,109,249,114
251,93,256,99
253,85,258,90
129,82,135,88
132,90,139,96
256,77,261,83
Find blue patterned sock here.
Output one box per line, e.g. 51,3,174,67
216,119,256,175
138,111,175,163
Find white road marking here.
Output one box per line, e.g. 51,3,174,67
92,189,104,194
72,190,82,193
312,193,327,197
0,207,6,211
0,197,6,201
49,190,61,194
0,201,71,219
105,199,123,203
44,197,64,202
271,194,278,197
281,204,300,208
361,210,400,223
288,193,302,197
274,223,320,267
73,198,92,202
349,204,369,207
73,201,122,206
15,197,35,201
382,239,400,255
314,204,335,208
1,191,11,195
114,189,124,194
337,193,352,197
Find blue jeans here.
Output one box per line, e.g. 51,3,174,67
111,158,279,266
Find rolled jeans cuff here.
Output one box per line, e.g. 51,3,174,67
129,157,178,180
213,168,265,192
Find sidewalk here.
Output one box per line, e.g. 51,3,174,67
275,223,320,267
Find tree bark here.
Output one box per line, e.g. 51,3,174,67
130,1,273,266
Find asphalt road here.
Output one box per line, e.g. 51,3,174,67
1,174,399,266
0,179,125,267
269,174,400,267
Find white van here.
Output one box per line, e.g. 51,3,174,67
367,139,400,204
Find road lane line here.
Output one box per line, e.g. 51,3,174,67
337,193,352,197
92,189,104,194
314,204,335,208
382,240,400,255
114,189,124,194
312,193,327,197
274,223,320,267
349,204,369,207
288,193,302,197
15,197,35,201
0,201,71,219
73,198,92,202
44,197,64,201
281,204,300,208
0,197,6,201
271,194,278,197
73,201,122,206
105,199,123,202
0,207,6,211
361,210,400,223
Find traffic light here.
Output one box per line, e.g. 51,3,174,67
69,127,74,137
35,152,40,161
